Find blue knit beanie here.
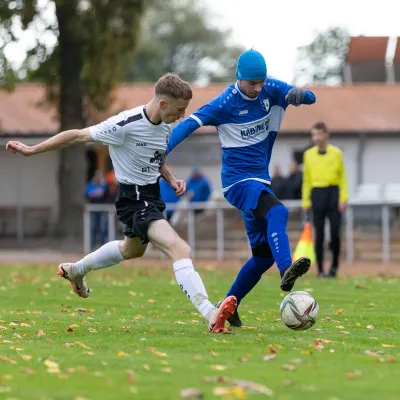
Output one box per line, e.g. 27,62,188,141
236,49,267,81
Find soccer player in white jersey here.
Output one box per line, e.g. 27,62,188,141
5,73,236,333
166,50,316,327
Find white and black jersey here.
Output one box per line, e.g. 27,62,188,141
89,105,172,186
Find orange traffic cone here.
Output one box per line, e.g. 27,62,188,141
292,222,315,264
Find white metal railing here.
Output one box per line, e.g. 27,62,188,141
83,199,400,263
83,199,303,257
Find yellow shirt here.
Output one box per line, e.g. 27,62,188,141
302,144,348,208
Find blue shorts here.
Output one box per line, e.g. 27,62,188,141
223,180,276,249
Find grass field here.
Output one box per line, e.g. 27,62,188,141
0,265,399,400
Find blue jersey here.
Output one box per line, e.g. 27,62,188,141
167,79,315,192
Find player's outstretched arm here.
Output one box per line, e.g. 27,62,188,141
160,163,186,196
166,118,200,154
5,128,94,157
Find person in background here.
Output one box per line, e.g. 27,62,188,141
106,167,118,203
270,165,288,200
286,160,303,200
160,177,181,221
302,121,348,278
85,170,109,249
186,165,212,214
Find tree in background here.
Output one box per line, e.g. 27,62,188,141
0,0,147,239
127,0,244,83
293,27,349,86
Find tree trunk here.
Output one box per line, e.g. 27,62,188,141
55,2,86,239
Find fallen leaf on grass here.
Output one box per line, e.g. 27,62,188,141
126,369,135,383
20,354,32,361
282,364,296,371
290,358,304,364
213,386,247,398
346,370,362,380
209,351,219,357
242,326,256,330
203,376,229,383
37,330,46,337
238,357,249,362
263,354,277,361
363,350,384,356
44,359,60,374
118,351,128,357
148,348,167,357
335,309,344,315
0,356,17,364
231,379,273,396
211,365,227,371
66,327,73,332
339,331,350,335
143,364,150,370
268,345,278,354
316,339,335,344
88,328,97,333
180,388,203,398
355,322,361,327
381,344,396,348
161,367,172,373
21,368,35,375
355,284,371,289
322,317,341,323
366,325,375,329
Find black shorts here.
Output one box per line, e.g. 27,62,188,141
115,181,166,244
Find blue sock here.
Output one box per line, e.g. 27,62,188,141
266,205,292,274
226,256,275,306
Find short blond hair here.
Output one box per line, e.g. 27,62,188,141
155,73,192,101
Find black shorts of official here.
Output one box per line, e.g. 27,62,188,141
115,181,166,244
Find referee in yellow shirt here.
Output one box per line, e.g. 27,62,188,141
302,122,348,278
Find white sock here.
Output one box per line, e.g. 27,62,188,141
75,240,125,276
173,259,215,320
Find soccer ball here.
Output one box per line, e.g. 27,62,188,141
280,291,319,331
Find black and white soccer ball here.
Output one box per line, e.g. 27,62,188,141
280,291,319,331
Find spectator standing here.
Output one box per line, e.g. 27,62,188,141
302,122,348,278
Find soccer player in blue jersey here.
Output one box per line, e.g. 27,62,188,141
166,49,316,327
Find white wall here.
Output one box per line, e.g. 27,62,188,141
363,137,400,185
0,148,60,219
